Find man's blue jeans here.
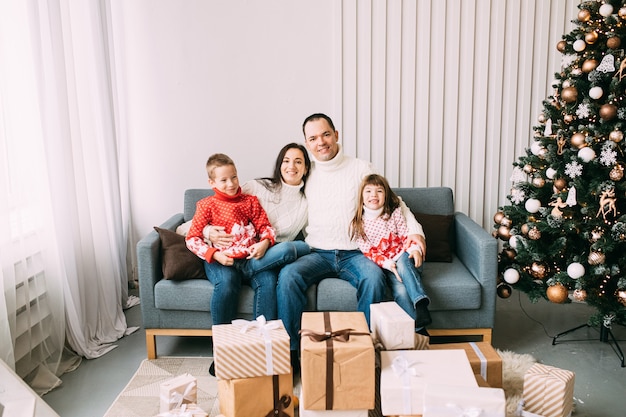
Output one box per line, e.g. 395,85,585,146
204,240,310,324
384,252,429,322
277,249,386,350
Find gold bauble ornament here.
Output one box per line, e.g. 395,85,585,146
494,211,505,224
581,59,598,73
590,227,604,242
523,164,534,174
554,178,567,190
556,40,566,52
532,177,546,188
620,7,626,19
538,113,547,123
521,223,530,235
561,86,578,103
530,262,548,279
607,36,622,49
570,132,587,148
600,104,618,121
504,248,517,260
578,9,591,22
497,225,512,240
528,227,542,240
500,217,512,227
497,283,512,299
617,290,626,307
563,114,574,124
610,164,624,181
572,288,587,302
547,283,569,304
588,251,606,265
585,31,599,45
609,129,624,143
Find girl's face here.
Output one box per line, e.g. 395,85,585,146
281,148,307,186
362,184,385,210
208,164,240,196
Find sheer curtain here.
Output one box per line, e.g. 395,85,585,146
0,0,136,394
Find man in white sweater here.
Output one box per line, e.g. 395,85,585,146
277,113,426,368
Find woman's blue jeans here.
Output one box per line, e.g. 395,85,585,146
385,252,429,322
277,249,386,350
204,240,310,324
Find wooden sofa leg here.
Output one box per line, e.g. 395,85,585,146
146,329,158,359
144,329,214,359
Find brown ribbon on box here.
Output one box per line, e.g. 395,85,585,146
299,311,370,410
265,374,291,417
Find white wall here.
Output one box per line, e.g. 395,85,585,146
112,0,578,278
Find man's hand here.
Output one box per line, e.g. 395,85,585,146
247,239,270,260
407,234,426,258
208,225,234,248
213,251,234,266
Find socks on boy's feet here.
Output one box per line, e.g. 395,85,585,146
209,360,215,377
414,299,432,329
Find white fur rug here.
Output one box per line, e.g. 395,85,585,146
104,351,536,417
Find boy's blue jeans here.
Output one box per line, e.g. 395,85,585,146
384,252,429,322
277,249,386,350
204,240,310,325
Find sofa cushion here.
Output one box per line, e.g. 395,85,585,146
154,227,206,280
414,213,454,262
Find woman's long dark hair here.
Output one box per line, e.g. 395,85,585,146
258,142,311,195
349,174,400,241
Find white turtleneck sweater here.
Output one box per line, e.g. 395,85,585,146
242,179,308,242
304,144,424,250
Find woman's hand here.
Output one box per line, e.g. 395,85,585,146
409,249,424,268
406,234,426,259
207,225,234,248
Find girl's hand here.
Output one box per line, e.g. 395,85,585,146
409,249,423,268
247,239,270,259
213,251,234,266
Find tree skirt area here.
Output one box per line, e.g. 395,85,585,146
104,350,537,417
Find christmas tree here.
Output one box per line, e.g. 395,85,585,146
494,0,626,328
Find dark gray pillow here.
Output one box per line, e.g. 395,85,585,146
414,213,454,262
154,227,206,280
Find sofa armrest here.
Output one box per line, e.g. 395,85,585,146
453,212,498,325
137,213,184,328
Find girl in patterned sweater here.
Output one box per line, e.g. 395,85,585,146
350,174,432,330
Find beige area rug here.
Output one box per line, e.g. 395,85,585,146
104,350,536,417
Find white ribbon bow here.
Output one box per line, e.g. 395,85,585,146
168,381,196,409
391,355,420,414
232,315,282,375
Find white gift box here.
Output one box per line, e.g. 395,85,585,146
299,388,369,417
370,302,416,350
423,384,506,417
380,350,477,416
159,373,198,413
212,315,291,380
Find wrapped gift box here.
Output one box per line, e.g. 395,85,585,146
523,363,575,417
428,342,502,388
370,301,416,350
159,373,197,413
423,383,506,417
157,403,209,417
380,349,477,416
217,373,294,417
299,388,369,417
300,311,375,410
212,316,291,380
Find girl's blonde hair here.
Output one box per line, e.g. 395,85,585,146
349,174,400,241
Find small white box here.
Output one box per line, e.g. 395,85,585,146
370,301,415,350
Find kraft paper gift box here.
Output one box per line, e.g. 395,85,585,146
523,363,575,417
300,311,375,410
379,349,477,416
212,315,291,380
429,342,503,388
217,373,294,417
423,384,506,417
159,373,197,413
370,301,416,350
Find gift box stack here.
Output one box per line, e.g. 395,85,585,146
369,301,506,417
429,341,503,388
158,373,208,417
521,363,575,417
299,311,375,416
212,316,294,417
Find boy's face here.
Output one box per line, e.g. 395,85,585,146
208,164,239,196
362,184,385,210
304,118,339,162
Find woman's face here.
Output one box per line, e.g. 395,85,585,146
280,147,307,186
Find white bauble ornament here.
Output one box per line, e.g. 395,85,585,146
600,3,614,17
530,141,544,156
525,198,541,213
573,39,587,52
503,268,520,284
589,86,603,99
567,262,585,279
578,147,596,162
509,235,518,249
546,167,557,179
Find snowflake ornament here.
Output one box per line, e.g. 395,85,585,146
510,167,527,184
510,187,526,204
565,161,583,178
576,103,591,119
600,147,618,166
561,54,577,68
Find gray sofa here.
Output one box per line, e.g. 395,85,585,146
138,187,498,358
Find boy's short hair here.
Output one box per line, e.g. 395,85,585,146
206,153,235,179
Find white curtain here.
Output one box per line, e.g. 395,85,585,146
0,0,136,394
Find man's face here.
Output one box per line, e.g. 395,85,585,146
303,118,339,162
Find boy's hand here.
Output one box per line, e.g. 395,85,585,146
409,249,423,268
213,251,234,266
247,239,270,259
208,226,234,248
